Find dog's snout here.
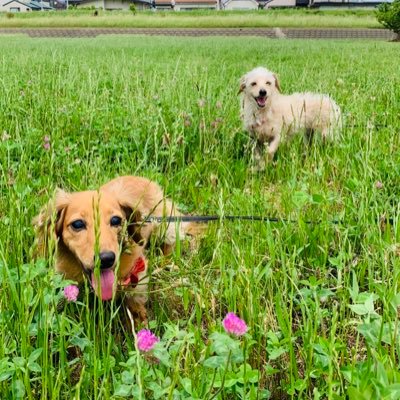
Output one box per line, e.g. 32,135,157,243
259,89,267,97
98,251,116,269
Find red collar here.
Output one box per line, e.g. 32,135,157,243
121,257,146,287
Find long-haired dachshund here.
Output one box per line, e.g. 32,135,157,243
34,176,189,323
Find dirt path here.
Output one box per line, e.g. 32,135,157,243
0,27,394,39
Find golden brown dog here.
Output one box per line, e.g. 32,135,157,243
34,176,187,323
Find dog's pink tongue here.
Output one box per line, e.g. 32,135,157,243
257,97,266,107
91,269,115,301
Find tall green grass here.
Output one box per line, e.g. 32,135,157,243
0,36,399,399
0,9,381,28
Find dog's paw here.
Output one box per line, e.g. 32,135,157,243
251,162,266,174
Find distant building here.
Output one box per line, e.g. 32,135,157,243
49,0,67,10
0,0,53,11
222,0,259,9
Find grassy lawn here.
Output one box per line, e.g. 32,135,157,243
1,35,400,399
0,9,382,29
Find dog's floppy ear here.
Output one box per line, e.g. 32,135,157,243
33,189,70,256
238,75,246,95
105,181,145,245
273,73,281,93
33,189,70,234
120,205,144,245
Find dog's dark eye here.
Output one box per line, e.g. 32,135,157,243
251,82,257,87
110,216,122,227
266,81,272,85
71,219,86,231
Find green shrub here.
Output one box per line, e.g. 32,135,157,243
129,3,136,14
376,0,400,36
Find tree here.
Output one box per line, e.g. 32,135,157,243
376,0,400,41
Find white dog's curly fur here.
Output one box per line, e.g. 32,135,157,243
239,67,342,169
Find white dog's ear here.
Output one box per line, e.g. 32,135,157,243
273,74,281,92
238,76,246,95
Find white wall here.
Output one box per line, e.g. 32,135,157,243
224,0,258,9
265,0,295,7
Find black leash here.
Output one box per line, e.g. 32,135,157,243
142,215,339,225
141,214,396,226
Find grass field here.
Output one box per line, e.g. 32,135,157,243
0,9,382,29
0,35,400,399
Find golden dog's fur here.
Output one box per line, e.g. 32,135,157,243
34,176,187,323
239,67,342,170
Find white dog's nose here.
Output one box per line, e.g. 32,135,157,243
259,89,267,97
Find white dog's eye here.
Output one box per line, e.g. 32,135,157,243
251,82,257,87
266,81,272,86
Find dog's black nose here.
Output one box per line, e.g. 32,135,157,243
98,251,116,269
259,89,267,97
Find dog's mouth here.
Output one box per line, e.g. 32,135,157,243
88,268,115,301
255,96,267,108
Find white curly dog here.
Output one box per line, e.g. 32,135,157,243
239,67,342,170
